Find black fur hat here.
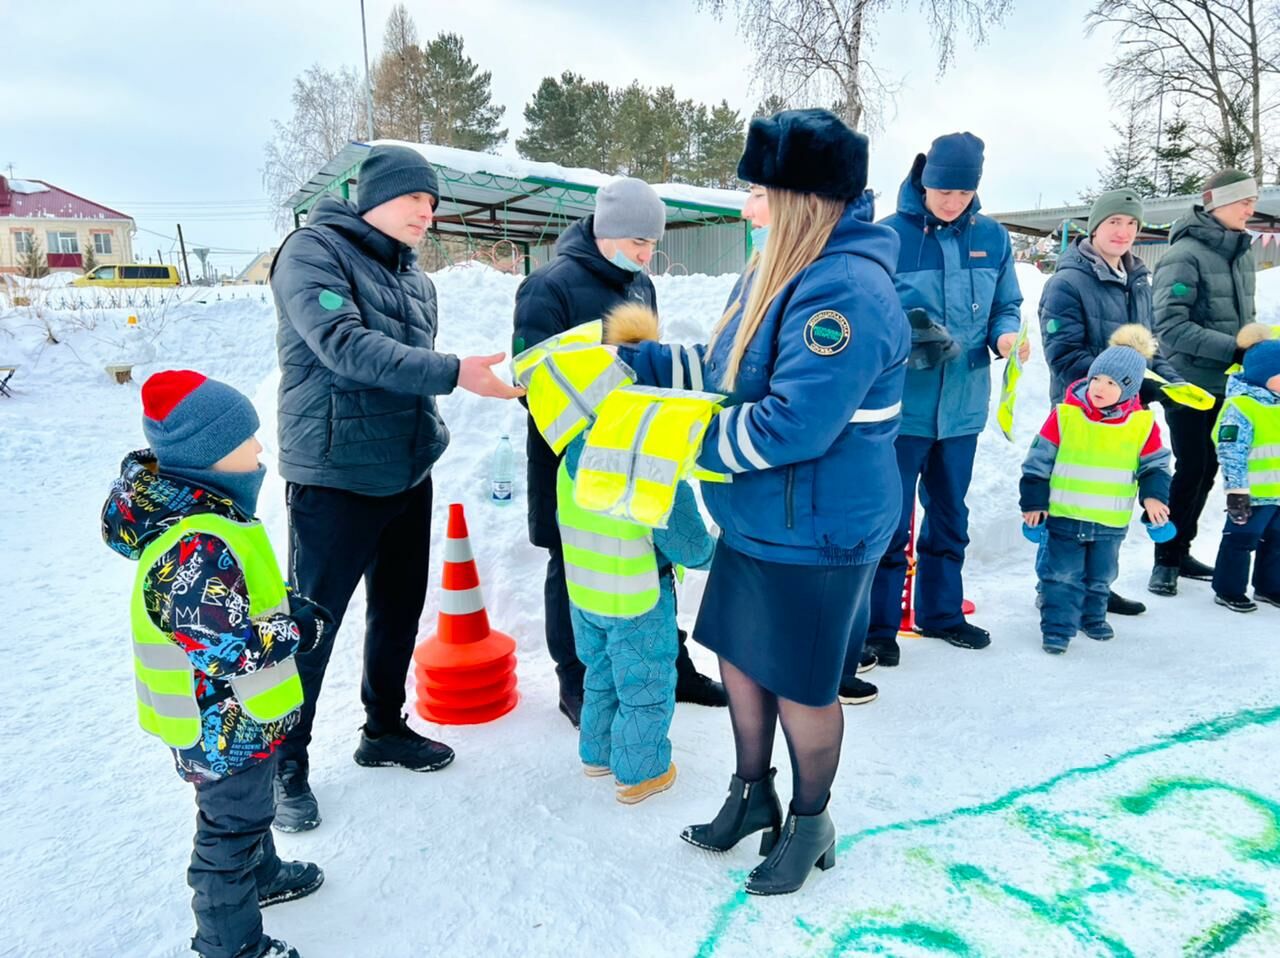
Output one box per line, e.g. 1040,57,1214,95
737,108,869,201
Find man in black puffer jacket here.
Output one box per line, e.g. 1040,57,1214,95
512,177,726,728
270,145,523,832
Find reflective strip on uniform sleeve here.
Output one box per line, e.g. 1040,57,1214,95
734,401,771,470
716,407,747,473
671,348,686,390
687,349,704,391
441,586,486,615
850,401,902,423
444,537,474,563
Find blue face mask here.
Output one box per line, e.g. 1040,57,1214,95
750,225,770,253
610,249,644,273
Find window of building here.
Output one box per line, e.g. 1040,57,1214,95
14,231,33,255
47,231,79,254
93,232,113,255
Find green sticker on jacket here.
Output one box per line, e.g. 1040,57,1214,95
1045,318,1059,334
1218,424,1240,443
1171,282,1190,298
318,289,344,310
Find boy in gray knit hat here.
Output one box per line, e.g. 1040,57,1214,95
1021,326,1172,654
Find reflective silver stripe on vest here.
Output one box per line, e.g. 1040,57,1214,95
543,404,587,448
1251,469,1280,485
579,363,630,411
734,402,771,470
134,639,194,670
1049,489,1133,514
672,349,685,390
579,446,680,487
565,561,658,595
444,537,474,563
717,408,746,473
228,658,300,704
135,676,198,721
1250,444,1280,460
1052,463,1135,485
850,401,902,423
441,586,486,615
560,526,653,558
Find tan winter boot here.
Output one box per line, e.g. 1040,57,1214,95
616,763,677,804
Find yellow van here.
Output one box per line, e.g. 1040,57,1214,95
73,264,181,287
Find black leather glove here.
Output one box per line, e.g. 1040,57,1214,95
288,593,333,653
1227,492,1252,526
906,309,961,370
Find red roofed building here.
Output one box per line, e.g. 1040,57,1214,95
1,175,135,274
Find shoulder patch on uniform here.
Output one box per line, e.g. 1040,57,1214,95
1171,282,1190,298
1218,424,1240,443
318,289,344,310
803,310,851,356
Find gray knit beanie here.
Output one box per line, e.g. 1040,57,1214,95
593,178,666,242
1088,346,1147,404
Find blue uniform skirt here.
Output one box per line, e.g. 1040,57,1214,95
693,540,877,707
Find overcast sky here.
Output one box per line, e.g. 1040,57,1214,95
7,0,1120,274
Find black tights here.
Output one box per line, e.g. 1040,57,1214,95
720,657,844,815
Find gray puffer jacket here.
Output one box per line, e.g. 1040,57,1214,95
270,196,460,496
1152,206,1256,397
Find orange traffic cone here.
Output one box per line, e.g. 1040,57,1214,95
413,503,519,725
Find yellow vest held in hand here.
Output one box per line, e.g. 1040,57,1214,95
575,385,724,528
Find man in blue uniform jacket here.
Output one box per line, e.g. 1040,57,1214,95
864,132,1026,666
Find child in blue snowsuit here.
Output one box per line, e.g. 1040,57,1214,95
1212,331,1280,611
560,434,714,802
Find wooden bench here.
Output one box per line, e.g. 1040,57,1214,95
0,365,16,397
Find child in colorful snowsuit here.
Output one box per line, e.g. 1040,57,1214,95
1021,326,1172,653
535,305,715,803
1212,327,1280,612
101,370,330,958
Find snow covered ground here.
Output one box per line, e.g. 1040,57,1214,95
2,263,1278,958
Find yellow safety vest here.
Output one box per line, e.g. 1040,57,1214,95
1048,404,1153,528
1215,394,1280,498
512,320,603,387
520,344,636,454
131,514,302,748
575,385,724,528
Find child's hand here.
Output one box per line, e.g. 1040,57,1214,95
1143,498,1170,526
1022,510,1046,527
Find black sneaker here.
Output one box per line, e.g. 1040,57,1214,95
676,670,729,707
1148,565,1178,597
258,860,324,908
558,691,583,729
866,636,900,667
837,677,878,705
272,760,320,834
1106,590,1146,616
857,649,877,674
1214,593,1257,613
1256,592,1280,608
353,717,455,772
916,621,991,650
1179,555,1215,580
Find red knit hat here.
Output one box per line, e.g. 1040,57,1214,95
141,369,259,468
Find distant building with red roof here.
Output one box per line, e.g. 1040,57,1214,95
1,175,135,273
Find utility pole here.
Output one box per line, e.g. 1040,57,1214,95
360,0,376,141
176,224,192,285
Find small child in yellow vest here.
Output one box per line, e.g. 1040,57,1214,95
1021,326,1172,654
102,370,330,958
1211,327,1280,612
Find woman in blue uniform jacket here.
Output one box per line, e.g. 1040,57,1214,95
617,109,909,896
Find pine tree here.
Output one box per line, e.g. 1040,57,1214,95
420,33,506,151
19,235,49,278
519,72,613,169
1154,114,1202,196
81,237,98,275
698,101,747,188
753,94,789,118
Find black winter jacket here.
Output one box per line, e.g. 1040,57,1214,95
270,196,460,496
511,217,657,547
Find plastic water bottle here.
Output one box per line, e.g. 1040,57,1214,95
491,435,514,506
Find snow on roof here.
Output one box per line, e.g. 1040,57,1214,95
0,178,133,221
372,139,746,214
9,179,50,195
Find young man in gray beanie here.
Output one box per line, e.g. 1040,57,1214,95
512,177,727,728
1149,169,1259,596
268,143,524,832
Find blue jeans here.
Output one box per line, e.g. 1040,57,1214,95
867,433,979,648
1212,504,1280,598
1037,518,1125,641
572,576,678,785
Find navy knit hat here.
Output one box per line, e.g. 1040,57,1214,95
356,145,440,214
1243,340,1280,388
921,133,985,191
737,109,869,200
1088,346,1147,404
142,370,259,469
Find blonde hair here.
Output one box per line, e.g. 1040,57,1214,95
711,189,847,390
